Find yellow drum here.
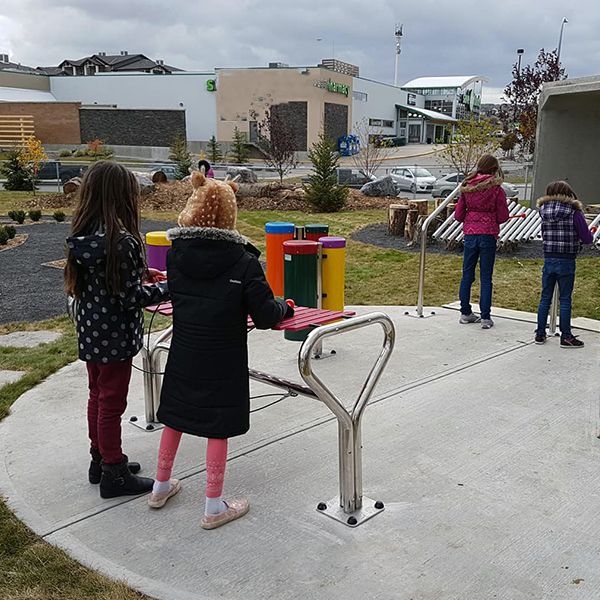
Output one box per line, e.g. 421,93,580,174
319,236,346,311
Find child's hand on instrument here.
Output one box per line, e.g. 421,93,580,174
145,268,167,284
284,298,295,319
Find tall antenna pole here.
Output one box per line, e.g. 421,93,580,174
394,23,403,87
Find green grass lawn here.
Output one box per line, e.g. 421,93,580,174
0,194,598,598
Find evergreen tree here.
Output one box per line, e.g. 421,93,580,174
230,127,249,164
304,133,348,213
0,150,34,191
168,134,192,179
207,135,223,163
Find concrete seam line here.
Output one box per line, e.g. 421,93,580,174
39,342,532,538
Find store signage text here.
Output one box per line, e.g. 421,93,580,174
206,79,217,92
407,93,417,106
314,79,349,97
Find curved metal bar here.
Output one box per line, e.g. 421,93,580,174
416,185,461,316
298,312,396,513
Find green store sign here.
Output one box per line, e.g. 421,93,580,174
206,79,216,92
327,79,349,97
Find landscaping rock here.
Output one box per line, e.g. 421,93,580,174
360,176,398,197
226,167,258,183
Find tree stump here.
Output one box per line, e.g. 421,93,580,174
408,199,429,217
388,203,409,236
150,170,168,184
63,177,81,195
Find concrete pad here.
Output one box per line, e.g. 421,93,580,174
1,305,599,599
0,370,24,386
444,301,600,333
0,330,62,348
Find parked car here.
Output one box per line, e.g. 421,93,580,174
431,172,519,199
149,164,178,180
335,168,376,188
37,161,86,184
389,167,436,193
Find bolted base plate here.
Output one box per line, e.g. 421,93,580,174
405,310,436,319
317,496,384,527
128,416,164,432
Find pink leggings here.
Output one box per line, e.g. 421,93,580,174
156,426,228,498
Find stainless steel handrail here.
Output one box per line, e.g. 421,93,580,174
415,185,462,317
298,312,395,514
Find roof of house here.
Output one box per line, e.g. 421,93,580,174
47,53,182,74
0,60,41,75
402,76,486,89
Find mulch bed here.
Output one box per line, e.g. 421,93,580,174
29,181,397,213
0,234,28,253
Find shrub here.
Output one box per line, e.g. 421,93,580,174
304,132,348,213
59,149,73,157
0,227,8,246
229,127,249,164
8,210,26,224
53,210,66,222
73,149,87,157
29,209,42,222
168,134,193,179
0,150,34,191
4,225,16,239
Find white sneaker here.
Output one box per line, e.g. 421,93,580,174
481,319,494,329
459,313,481,324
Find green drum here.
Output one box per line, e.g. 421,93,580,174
283,240,320,342
305,223,329,242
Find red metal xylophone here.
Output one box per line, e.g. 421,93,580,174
146,301,356,332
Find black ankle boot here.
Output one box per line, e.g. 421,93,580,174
89,450,141,484
99,457,153,498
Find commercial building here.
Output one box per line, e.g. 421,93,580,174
402,76,486,119
1,54,486,155
533,75,600,202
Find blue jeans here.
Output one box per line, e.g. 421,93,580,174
536,257,576,337
459,234,497,320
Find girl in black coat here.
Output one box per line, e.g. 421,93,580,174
148,172,292,529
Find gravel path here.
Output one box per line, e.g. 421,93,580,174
352,222,600,260
0,218,175,324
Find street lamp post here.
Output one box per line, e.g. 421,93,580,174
514,48,525,128
557,17,568,62
316,37,335,61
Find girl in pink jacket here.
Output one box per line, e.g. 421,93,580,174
454,154,510,329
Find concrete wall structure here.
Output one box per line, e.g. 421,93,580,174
0,101,81,144
215,66,353,149
50,72,216,142
533,76,600,203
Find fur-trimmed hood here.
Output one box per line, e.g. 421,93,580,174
536,194,583,212
166,226,247,245
460,174,503,193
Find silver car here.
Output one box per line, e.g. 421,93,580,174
389,167,436,194
432,173,519,199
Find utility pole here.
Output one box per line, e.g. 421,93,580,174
394,23,403,87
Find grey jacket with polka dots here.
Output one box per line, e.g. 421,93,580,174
67,232,170,363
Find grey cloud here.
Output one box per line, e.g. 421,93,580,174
1,0,598,95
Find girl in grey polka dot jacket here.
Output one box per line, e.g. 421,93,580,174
65,161,169,496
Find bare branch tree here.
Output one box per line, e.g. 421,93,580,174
351,118,392,177
249,106,298,182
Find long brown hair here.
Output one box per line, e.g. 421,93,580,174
546,180,577,199
65,161,146,298
465,154,503,182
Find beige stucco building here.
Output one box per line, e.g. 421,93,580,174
216,66,353,150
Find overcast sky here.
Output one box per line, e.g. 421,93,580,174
1,0,598,103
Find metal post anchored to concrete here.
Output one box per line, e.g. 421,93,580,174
411,184,462,318
299,312,395,526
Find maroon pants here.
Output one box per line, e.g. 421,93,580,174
86,359,133,465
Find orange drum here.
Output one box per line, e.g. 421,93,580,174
265,222,295,296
